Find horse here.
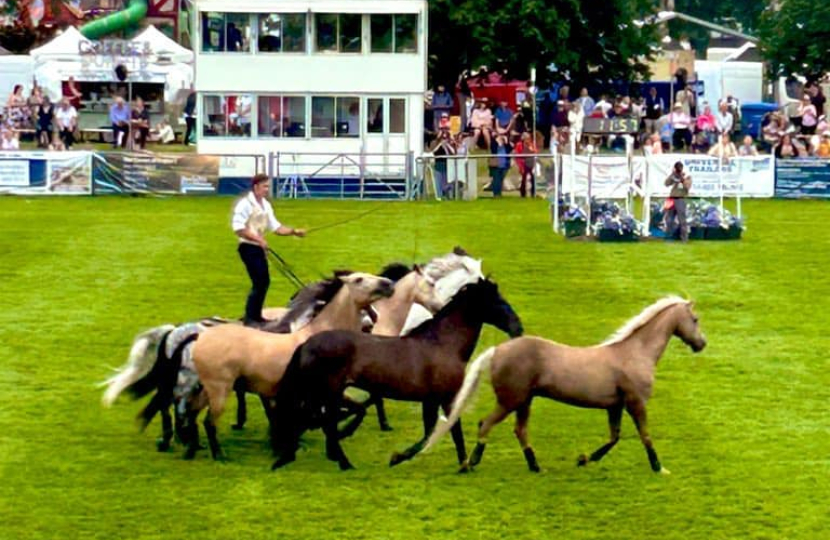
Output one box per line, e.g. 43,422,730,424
423,296,706,474
269,278,524,471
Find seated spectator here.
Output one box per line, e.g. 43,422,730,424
691,131,711,154
695,103,717,145
670,103,692,150
658,113,673,151
815,131,830,157
762,112,784,150
6,84,29,129
799,94,818,135
708,133,738,160
131,97,151,149
644,87,664,134
150,119,176,144
36,95,55,148
1,127,19,150
576,88,595,116
738,135,759,156
110,97,131,149
644,133,663,155
63,76,82,110
470,100,494,149
594,94,612,117
494,100,514,133
48,131,66,151
774,133,806,158
55,98,78,149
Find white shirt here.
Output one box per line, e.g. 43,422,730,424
232,192,281,245
1,136,19,150
716,111,734,133
55,106,77,129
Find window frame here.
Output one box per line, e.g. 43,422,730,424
314,13,363,54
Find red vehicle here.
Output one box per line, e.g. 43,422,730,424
453,74,529,114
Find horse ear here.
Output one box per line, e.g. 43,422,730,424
452,246,470,256
333,269,352,279
413,263,423,275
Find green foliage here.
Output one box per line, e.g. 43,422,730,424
0,197,828,539
759,0,830,80
669,0,765,51
428,0,658,86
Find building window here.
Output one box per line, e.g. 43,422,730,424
315,14,362,53
370,15,417,53
390,98,406,133
203,94,253,137
201,12,251,52
258,13,306,53
258,96,306,138
367,98,384,133
311,96,360,138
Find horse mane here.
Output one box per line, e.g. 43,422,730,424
265,274,348,332
378,262,412,282
600,296,689,346
421,251,478,282
406,279,488,337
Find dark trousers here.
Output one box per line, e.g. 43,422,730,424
112,124,129,148
59,127,75,148
184,117,196,144
666,198,688,241
520,171,536,198
672,128,692,150
489,167,507,196
238,243,270,322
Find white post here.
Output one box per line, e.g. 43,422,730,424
553,144,560,233
569,133,576,205
718,139,725,216
643,155,651,237
587,149,593,236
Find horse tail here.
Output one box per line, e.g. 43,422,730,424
135,333,198,432
424,346,496,452
101,324,176,406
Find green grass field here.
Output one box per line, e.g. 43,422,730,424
0,196,827,540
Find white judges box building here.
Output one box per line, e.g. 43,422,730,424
193,0,427,193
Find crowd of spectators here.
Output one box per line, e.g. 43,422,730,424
1,78,179,152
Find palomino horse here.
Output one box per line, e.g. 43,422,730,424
269,279,524,471
423,296,706,473
183,272,397,460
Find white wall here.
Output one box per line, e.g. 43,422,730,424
0,56,35,102
695,60,763,105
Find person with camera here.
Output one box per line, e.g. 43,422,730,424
664,161,692,242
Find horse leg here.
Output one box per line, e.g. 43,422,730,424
375,396,393,432
202,386,229,461
626,398,668,474
442,401,467,465
232,379,247,430
323,404,355,471
181,410,202,460
464,404,511,472
156,407,174,452
337,397,368,440
389,402,439,467
513,402,540,472
578,404,623,467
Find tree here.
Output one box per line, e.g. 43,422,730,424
668,0,765,53
758,0,830,81
428,0,658,88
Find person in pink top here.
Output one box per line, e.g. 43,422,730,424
669,103,692,151
470,100,494,148
695,103,717,145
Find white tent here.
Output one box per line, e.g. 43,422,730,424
30,27,91,61
132,26,194,64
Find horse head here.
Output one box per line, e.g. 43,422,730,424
674,301,707,353
338,272,395,307
458,278,524,338
426,252,485,305
412,265,444,313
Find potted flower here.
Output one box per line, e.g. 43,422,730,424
562,205,588,238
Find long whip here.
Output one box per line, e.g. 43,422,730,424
304,205,384,234
267,247,305,290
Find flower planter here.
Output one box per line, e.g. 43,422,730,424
597,229,638,242
689,226,706,240
704,226,732,240
564,221,587,238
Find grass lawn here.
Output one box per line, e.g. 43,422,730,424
0,196,827,540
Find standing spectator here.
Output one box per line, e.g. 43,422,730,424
738,135,759,156
551,100,569,146
514,131,537,198
670,103,692,151
429,129,456,199
183,85,196,145
567,101,584,149
686,84,697,117
470,100,493,148
558,85,571,104
798,94,818,135
110,97,131,148
226,22,243,51
674,85,692,116
36,95,55,148
695,103,717,145
658,112,673,151
488,133,512,197
431,84,454,132
494,100,514,133
576,88,595,116
594,94,613,117
715,101,734,137
1,127,19,150
6,84,28,129
63,76,82,110
456,70,472,132
27,83,43,124
664,161,692,242
807,83,826,117
55,98,77,149
131,97,151,149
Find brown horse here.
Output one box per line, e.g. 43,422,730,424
423,296,706,474
269,278,524,471
183,272,395,460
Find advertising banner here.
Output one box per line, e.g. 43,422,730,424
93,152,220,194
775,159,830,198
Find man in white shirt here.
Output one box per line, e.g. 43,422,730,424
715,101,734,136
232,174,306,326
55,98,78,149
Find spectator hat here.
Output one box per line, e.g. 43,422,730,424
822,130,830,137
673,102,683,109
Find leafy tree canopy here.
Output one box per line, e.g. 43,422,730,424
758,0,830,81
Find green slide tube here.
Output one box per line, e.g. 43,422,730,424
79,0,149,40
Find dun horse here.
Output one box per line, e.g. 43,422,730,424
424,296,706,473
269,278,524,471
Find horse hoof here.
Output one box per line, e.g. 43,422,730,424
380,424,393,432
231,424,245,431
659,467,671,475
339,461,355,471
156,439,171,452
577,454,589,467
528,464,541,473
271,456,295,470
182,451,197,461
212,453,230,463
389,452,405,467
458,462,474,474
